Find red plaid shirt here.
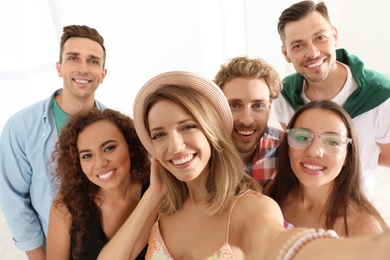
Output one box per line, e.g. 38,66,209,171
245,126,284,187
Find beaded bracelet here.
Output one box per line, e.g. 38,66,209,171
276,228,316,260
277,229,343,260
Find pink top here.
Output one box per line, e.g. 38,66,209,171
284,219,296,230
145,191,251,259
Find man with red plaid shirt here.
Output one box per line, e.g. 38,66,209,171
214,56,284,187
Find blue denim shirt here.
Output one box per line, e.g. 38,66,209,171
0,89,105,251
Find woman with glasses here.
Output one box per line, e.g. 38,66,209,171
264,100,388,237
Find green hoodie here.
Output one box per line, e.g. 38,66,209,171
281,48,390,118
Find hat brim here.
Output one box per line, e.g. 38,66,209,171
133,71,233,158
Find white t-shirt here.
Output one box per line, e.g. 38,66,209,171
274,64,390,198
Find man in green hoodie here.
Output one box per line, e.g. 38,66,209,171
273,0,390,198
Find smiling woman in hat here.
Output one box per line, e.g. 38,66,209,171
98,71,390,260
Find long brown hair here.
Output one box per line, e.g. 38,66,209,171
143,84,261,215
51,108,150,258
267,100,388,235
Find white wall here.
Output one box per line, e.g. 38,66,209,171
1,0,389,133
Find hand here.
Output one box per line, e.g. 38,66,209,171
149,157,165,195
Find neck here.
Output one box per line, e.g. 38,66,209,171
186,173,208,205
304,62,347,100
98,176,135,203
55,91,95,116
297,182,333,211
241,147,257,165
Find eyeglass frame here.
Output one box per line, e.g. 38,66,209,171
285,128,353,155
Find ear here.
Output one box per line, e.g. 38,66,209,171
56,62,63,78
281,45,292,63
99,69,108,83
332,26,339,47
268,100,273,118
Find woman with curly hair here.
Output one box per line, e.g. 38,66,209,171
47,108,150,260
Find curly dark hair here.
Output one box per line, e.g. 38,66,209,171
51,108,150,258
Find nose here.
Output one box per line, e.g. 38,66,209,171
305,135,324,158
305,43,320,59
95,153,109,167
168,132,186,154
77,60,89,74
237,107,254,126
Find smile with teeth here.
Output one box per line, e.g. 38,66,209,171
237,130,254,136
306,60,324,68
302,163,324,171
98,170,114,180
171,154,194,165
74,79,90,83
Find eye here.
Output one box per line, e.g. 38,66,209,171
151,132,165,140
69,56,78,61
182,124,197,131
291,129,312,143
80,153,92,160
317,35,327,42
324,139,340,146
292,44,302,50
252,103,266,110
89,59,100,65
294,134,310,142
229,102,240,110
104,145,117,152
323,136,342,147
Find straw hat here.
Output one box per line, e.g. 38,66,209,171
133,71,233,157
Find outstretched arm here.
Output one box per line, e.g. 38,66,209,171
240,192,390,259
98,158,164,259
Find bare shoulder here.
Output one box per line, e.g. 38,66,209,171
347,207,385,236
50,193,70,219
234,190,283,223
229,190,286,257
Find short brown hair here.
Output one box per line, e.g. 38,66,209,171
277,1,331,44
59,25,106,67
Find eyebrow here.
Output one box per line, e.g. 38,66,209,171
294,128,345,135
65,52,102,61
228,98,267,103
79,140,117,154
288,29,327,46
149,118,194,132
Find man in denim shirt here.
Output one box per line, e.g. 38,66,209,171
0,25,107,259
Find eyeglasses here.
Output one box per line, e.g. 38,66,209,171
286,128,352,155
